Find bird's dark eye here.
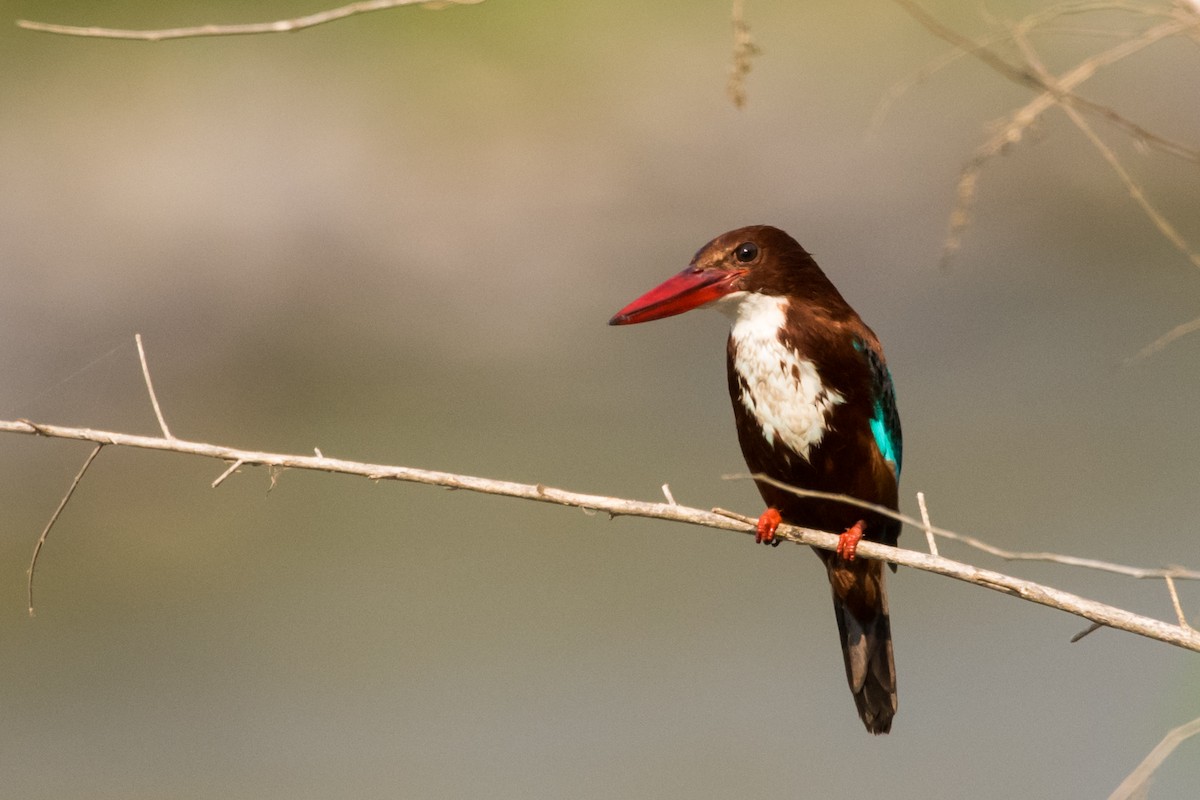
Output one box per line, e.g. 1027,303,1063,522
734,242,759,263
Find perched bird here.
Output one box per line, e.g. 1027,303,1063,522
609,225,902,734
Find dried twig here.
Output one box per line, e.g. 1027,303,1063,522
16,0,484,42
5,417,1199,652
890,0,1200,270
1109,714,1200,800
740,470,1199,652
1010,23,1200,269
26,444,103,617
917,490,938,556
1126,315,1200,363
883,4,1200,164
1165,574,1193,630
135,333,173,440
211,459,245,489
730,473,1200,582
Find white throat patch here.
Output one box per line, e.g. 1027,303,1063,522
716,292,844,461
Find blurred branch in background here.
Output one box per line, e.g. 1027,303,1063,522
1127,305,1200,362
1110,714,1200,800
15,0,484,42
886,1,1200,275
726,0,760,109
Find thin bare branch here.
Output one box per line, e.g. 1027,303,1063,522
731,472,1200,581
211,459,245,489
1127,315,1200,363
892,0,1200,266
917,491,938,556
937,525,1200,580
712,507,755,525
1064,108,1200,269
1165,574,1193,630
16,0,484,42
27,444,103,617
871,29,1001,135
4,417,1199,652
135,333,173,439
874,2,1191,135
1012,26,1200,269
1110,714,1200,800
891,0,1042,88
895,0,1199,145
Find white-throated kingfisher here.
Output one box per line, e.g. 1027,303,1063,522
609,225,902,734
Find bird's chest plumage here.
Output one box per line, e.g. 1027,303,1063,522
724,294,845,466
721,291,901,543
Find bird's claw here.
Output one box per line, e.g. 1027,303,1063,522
836,520,866,561
755,508,783,546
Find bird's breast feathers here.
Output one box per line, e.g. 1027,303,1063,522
720,292,845,462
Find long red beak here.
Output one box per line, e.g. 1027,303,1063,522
608,267,745,325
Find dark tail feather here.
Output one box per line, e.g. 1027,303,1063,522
829,564,897,734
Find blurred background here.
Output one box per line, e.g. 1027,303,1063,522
1,0,1198,797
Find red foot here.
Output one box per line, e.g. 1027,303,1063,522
755,508,782,545
836,520,867,561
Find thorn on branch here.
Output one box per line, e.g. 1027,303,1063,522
1071,621,1104,643
212,459,245,488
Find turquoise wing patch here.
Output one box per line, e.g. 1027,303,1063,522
859,341,902,477
870,399,901,475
